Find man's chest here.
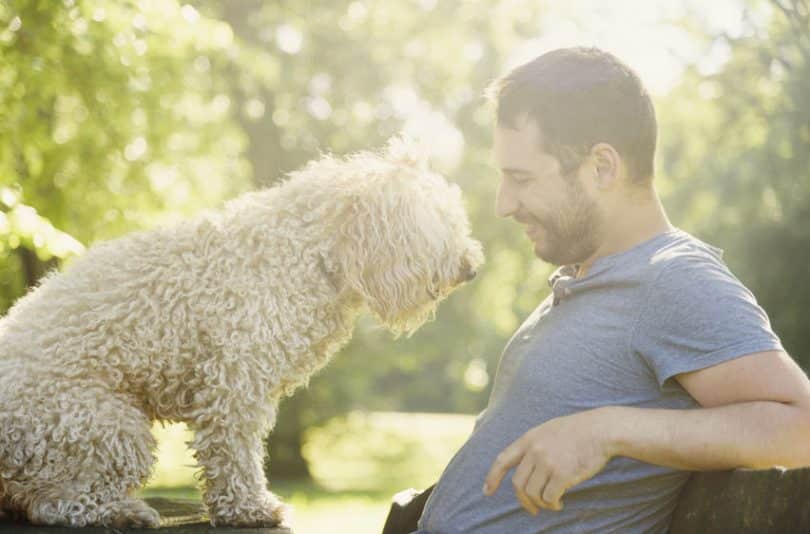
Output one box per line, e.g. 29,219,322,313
488,293,659,420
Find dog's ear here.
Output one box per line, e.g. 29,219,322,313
383,135,430,173
335,169,443,335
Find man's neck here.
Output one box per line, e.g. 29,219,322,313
576,188,673,278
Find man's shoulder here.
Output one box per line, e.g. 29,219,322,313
643,230,729,282
635,230,761,311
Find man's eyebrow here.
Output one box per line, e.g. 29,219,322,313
500,167,533,176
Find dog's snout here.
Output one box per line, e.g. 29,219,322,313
460,258,477,282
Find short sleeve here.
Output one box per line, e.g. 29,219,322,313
630,254,784,387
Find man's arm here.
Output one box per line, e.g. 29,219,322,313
611,350,810,470
483,350,810,515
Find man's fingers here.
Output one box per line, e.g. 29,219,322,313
483,438,527,495
525,467,555,511
511,458,539,515
541,476,567,511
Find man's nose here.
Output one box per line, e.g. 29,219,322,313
495,183,519,218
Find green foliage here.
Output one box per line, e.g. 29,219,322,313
0,0,251,303
302,411,473,492
191,0,554,475
0,187,84,260
657,0,810,367
2,0,553,479
4,0,808,481
143,412,475,534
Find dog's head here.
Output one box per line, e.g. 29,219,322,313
331,137,484,336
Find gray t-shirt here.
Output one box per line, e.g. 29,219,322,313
416,229,784,533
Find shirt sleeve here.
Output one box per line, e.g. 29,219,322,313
629,253,784,387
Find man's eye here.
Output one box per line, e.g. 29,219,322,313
499,171,531,185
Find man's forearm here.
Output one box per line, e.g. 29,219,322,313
602,401,810,471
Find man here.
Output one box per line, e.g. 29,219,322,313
384,47,810,533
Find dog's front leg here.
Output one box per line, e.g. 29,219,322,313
190,415,288,527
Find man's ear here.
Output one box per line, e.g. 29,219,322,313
590,143,622,190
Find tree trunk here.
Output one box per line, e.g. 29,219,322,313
17,246,57,288
266,395,312,480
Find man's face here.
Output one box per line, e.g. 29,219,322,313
493,116,603,266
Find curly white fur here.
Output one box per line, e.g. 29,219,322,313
0,138,483,528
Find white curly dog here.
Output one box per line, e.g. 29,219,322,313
0,139,483,528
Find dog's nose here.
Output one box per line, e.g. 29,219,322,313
460,258,477,282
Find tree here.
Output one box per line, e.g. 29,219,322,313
657,0,810,369
188,0,554,477
0,0,252,307
2,0,557,480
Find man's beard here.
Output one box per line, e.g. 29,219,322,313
533,183,601,266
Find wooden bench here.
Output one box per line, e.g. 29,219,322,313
3,468,810,532
0,498,291,533
669,468,810,532
383,468,810,533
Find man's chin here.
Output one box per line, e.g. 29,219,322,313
533,243,557,265
533,240,571,266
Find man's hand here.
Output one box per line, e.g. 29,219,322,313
482,408,615,515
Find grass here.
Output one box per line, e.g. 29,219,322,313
140,411,475,534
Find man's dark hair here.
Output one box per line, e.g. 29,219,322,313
487,47,657,183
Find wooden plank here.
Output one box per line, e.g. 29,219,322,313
0,497,292,533
670,468,810,533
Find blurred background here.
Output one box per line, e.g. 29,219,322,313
1,0,808,531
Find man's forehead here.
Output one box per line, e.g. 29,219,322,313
493,116,545,170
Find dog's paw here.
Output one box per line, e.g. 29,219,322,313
209,492,290,528
99,499,161,529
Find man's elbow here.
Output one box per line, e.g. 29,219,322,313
773,400,810,469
